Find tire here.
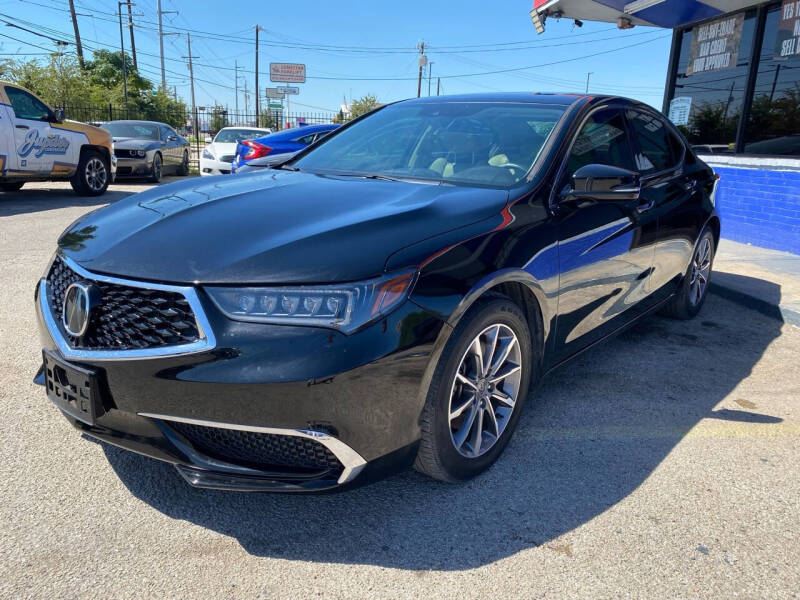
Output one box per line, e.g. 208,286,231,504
148,152,162,183
0,182,24,192
414,297,535,482
660,226,715,320
69,149,109,196
176,150,189,176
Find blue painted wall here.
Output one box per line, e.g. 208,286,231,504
712,166,800,255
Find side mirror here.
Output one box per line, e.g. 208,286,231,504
52,108,64,123
167,135,178,142
561,164,640,202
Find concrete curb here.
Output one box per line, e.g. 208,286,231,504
709,282,800,327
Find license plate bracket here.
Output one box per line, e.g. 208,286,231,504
42,350,104,426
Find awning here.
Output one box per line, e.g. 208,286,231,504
531,0,760,30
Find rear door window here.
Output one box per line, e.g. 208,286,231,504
626,110,684,173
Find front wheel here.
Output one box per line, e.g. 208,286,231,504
415,297,534,482
148,153,162,183
176,150,189,176
69,150,109,196
0,182,24,192
660,226,716,320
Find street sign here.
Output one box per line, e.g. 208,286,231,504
276,86,299,95
270,63,306,83
266,87,284,99
268,102,283,109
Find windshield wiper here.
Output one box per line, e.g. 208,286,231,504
278,164,301,171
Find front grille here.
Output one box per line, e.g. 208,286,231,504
115,149,144,159
219,154,235,163
168,421,343,472
46,256,200,350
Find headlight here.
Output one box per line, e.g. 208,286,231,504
135,149,146,158
202,148,215,160
205,270,416,334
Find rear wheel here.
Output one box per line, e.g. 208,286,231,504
148,152,162,183
660,227,715,319
69,150,109,196
0,182,24,192
176,150,189,176
415,297,534,482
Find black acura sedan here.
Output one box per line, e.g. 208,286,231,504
35,93,719,492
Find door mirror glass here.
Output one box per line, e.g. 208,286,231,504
167,135,177,142
52,108,65,122
562,164,641,201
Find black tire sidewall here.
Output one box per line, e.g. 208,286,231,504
150,153,162,182
71,150,109,196
681,228,716,318
429,298,533,480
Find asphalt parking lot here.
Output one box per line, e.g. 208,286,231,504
1,180,799,599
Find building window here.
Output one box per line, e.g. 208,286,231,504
743,3,800,155
668,9,758,153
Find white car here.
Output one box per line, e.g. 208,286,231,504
200,126,272,175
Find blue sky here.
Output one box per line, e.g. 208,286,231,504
0,0,673,114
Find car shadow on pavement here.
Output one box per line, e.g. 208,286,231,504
0,190,131,217
100,289,785,571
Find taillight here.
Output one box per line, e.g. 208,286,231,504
241,140,272,160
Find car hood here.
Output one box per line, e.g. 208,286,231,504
208,142,237,157
59,170,509,284
112,137,158,149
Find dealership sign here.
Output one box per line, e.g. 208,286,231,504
266,87,284,99
687,13,744,75
776,0,800,59
269,63,306,83
276,86,299,95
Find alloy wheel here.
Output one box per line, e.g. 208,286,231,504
85,157,107,192
448,323,522,458
689,236,712,306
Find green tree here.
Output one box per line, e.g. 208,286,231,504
349,94,380,118
332,108,346,124
210,105,228,133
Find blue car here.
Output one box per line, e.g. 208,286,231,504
232,123,340,173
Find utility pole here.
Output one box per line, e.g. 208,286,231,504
68,0,84,69
254,25,263,125
157,0,178,90
184,33,198,156
126,1,137,69
117,2,133,117
416,41,426,98
585,72,593,93
428,61,434,96
234,60,239,125
243,78,249,125
437,77,441,96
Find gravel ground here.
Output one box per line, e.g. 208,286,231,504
1,181,799,599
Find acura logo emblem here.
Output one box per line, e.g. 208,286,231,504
62,282,96,337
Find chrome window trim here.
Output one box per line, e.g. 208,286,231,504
39,254,216,361
138,412,367,485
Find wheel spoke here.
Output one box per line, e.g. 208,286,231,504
470,408,485,454
449,391,475,420
490,362,521,384
489,335,517,377
491,389,515,408
484,404,500,436
469,337,484,377
453,405,478,449
456,372,477,390
483,325,500,376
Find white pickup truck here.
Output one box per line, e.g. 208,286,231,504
0,81,115,196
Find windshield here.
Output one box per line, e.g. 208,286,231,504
214,128,267,143
102,122,160,140
292,102,566,187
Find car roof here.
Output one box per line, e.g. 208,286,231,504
103,120,170,126
253,123,339,142
405,92,591,106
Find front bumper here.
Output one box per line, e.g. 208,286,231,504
200,157,233,175
114,156,152,178
35,272,444,491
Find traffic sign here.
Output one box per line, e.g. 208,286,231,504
270,63,306,83
276,86,299,95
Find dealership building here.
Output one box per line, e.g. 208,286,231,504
531,0,800,254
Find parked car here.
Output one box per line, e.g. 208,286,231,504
200,126,272,175
233,150,299,174
231,123,339,173
0,80,114,196
101,120,190,182
35,93,719,492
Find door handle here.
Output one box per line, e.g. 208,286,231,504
683,179,697,192
637,199,655,213
15,124,29,130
